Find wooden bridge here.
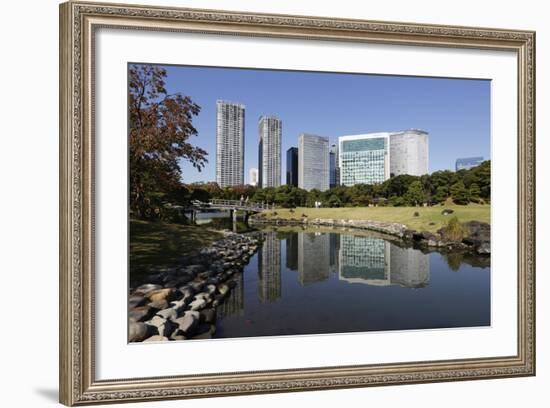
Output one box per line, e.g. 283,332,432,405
189,199,273,222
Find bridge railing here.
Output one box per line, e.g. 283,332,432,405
208,199,274,210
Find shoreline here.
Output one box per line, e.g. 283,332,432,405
250,215,491,255
128,231,262,342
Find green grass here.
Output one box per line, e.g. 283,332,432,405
129,219,223,274
262,203,490,233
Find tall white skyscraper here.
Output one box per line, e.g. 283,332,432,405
298,133,329,191
258,116,282,188
390,129,429,177
248,167,259,187
216,100,245,187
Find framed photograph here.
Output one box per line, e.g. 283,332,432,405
59,1,536,405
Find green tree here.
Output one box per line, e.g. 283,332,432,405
432,185,449,204
469,183,481,202
450,181,470,205
404,180,426,206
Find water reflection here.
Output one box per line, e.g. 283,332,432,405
257,233,282,303
298,233,330,286
217,271,244,318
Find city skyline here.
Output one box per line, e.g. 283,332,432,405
153,64,491,184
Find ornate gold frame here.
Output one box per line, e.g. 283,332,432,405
59,1,536,405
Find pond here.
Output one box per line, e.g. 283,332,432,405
213,227,491,339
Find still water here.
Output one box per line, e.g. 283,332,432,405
214,228,491,338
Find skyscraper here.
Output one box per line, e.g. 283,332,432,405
286,147,298,187
298,133,329,191
456,156,484,171
258,116,282,188
390,129,429,177
339,133,390,186
248,168,258,187
216,100,245,187
329,143,340,188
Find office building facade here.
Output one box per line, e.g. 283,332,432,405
216,100,245,187
258,116,282,188
298,133,329,191
329,143,340,188
456,156,484,171
248,167,258,187
390,129,429,176
339,133,390,186
286,147,299,187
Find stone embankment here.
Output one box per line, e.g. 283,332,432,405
128,231,261,342
250,216,490,255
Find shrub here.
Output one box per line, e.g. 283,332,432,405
441,216,465,241
413,211,420,217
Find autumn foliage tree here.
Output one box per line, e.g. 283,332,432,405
129,65,207,219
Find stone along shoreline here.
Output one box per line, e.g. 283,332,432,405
128,231,262,342
250,215,490,255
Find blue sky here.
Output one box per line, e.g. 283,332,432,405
153,64,490,184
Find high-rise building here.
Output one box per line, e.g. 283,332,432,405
216,100,245,187
339,133,390,186
390,129,429,177
298,133,329,191
286,147,298,187
258,116,282,188
329,143,340,188
248,168,259,187
456,156,484,171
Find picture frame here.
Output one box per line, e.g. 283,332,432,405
59,1,536,405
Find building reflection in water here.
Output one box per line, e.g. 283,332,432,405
298,232,330,286
257,232,282,302
339,235,391,285
285,233,298,271
217,271,244,318
338,234,430,288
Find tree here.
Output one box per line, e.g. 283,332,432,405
129,64,207,219
469,183,481,202
432,185,449,204
404,181,426,206
450,181,470,205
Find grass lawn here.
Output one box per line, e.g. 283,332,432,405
262,203,490,233
130,219,223,274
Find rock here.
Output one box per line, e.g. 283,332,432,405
477,242,491,254
189,297,208,311
147,299,169,311
189,280,205,292
199,308,216,324
129,295,146,309
129,306,155,322
171,334,187,341
157,319,178,338
133,283,162,296
143,335,169,342
185,264,206,275
170,298,191,315
178,286,195,299
441,209,454,215
129,322,154,342
174,313,198,335
205,284,217,295
147,315,167,329
156,308,177,320
147,288,176,303
217,283,230,296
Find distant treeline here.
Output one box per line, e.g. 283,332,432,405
183,160,490,209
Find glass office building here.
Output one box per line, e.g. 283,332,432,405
339,133,390,186
456,156,484,171
298,133,329,191
258,115,282,188
286,147,298,187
